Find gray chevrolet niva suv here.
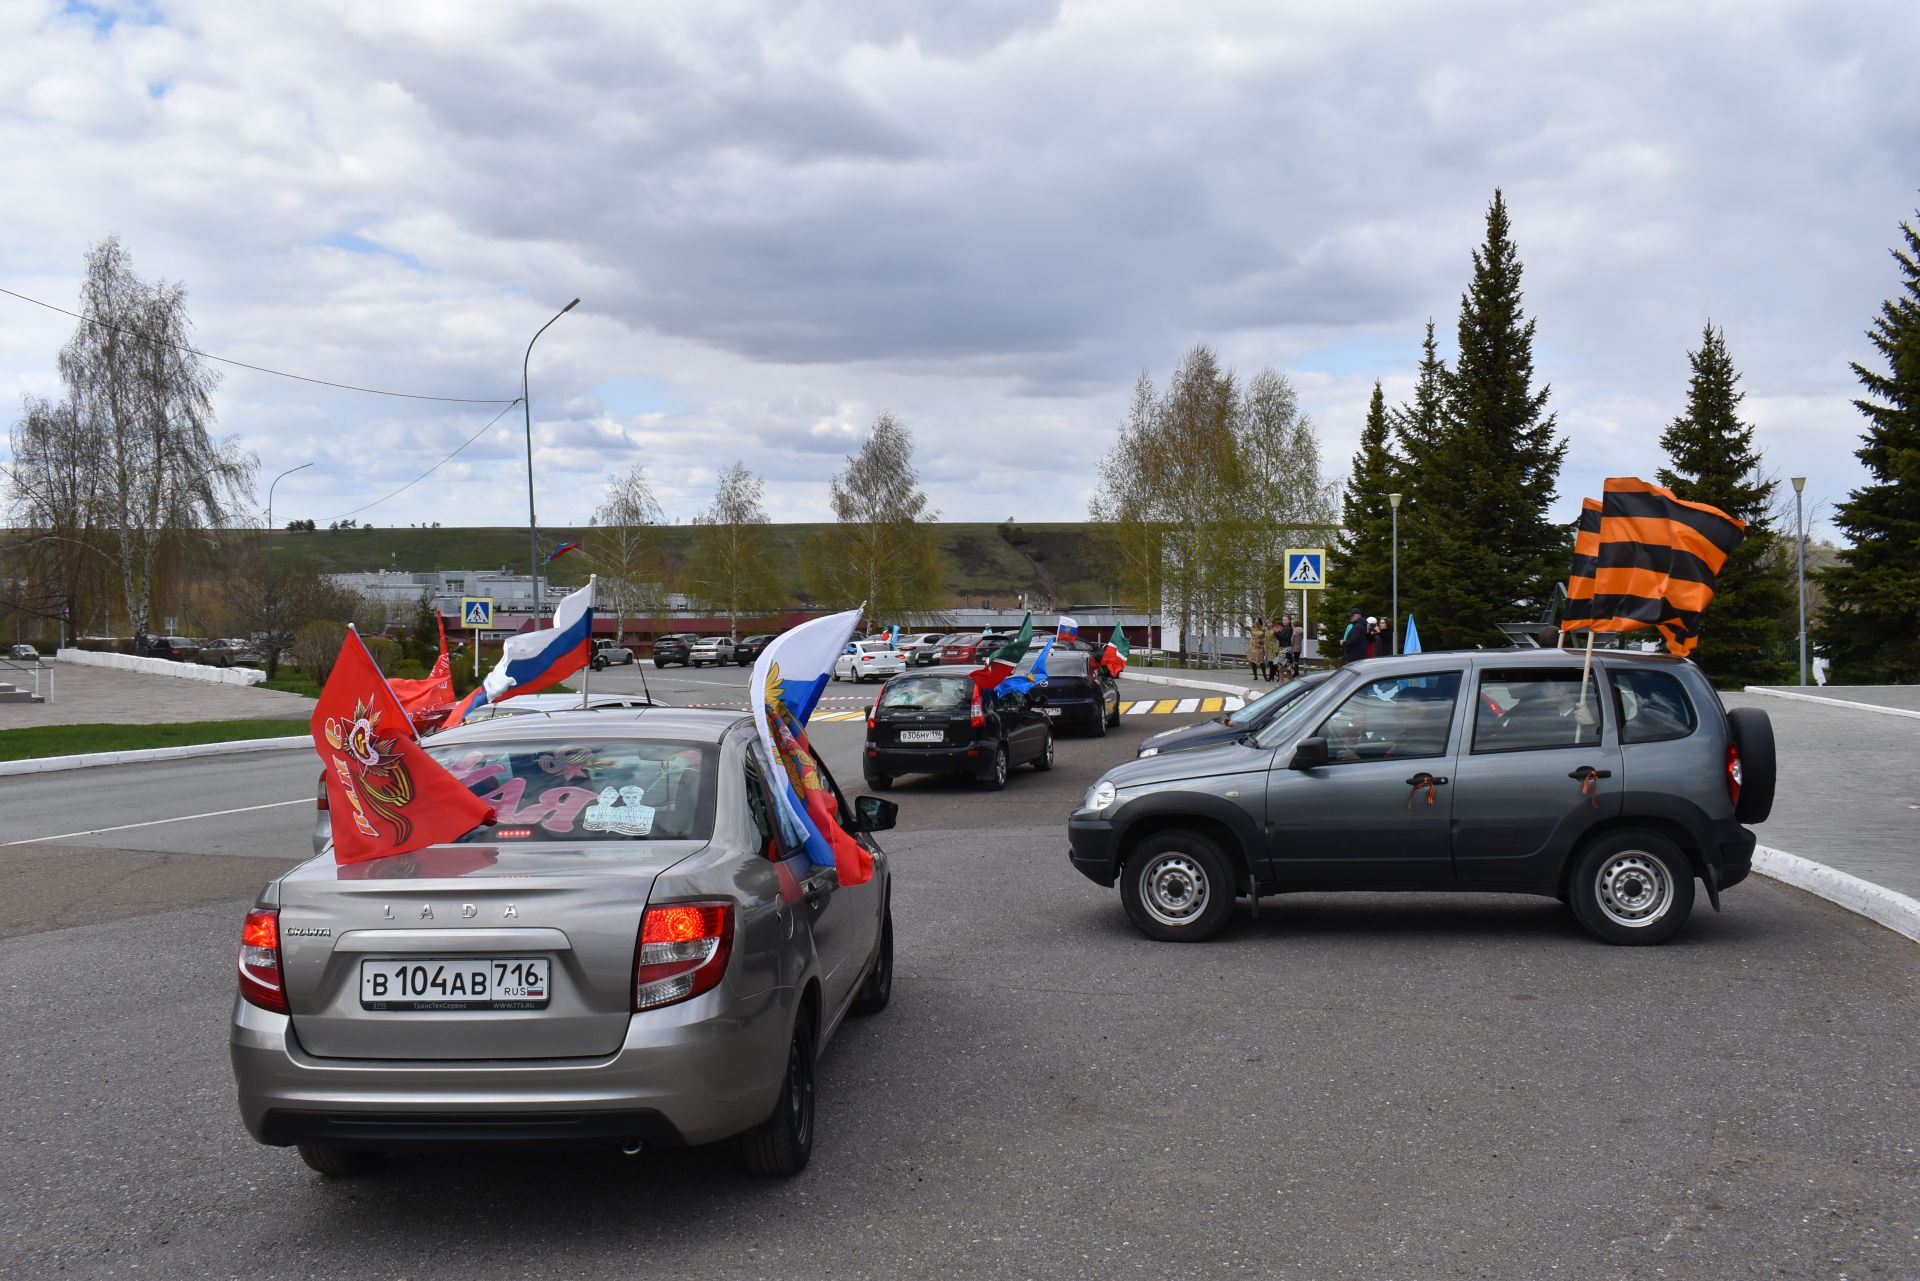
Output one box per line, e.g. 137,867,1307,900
1068,649,1775,945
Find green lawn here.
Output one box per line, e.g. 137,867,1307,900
0,719,312,761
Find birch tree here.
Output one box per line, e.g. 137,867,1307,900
686,461,785,636
586,464,667,642
810,412,942,625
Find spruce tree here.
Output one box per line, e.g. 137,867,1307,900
1655,323,1793,686
1326,382,1399,635
1397,192,1567,650
1814,213,1920,683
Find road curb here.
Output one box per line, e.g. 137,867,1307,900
1125,671,1260,700
1754,844,1920,945
1742,686,1920,721
0,735,309,777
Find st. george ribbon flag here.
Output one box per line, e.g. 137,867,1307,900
751,608,875,887
445,577,596,727
1561,478,1745,656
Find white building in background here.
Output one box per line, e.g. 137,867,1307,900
326,569,680,629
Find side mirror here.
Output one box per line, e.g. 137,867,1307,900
1287,736,1329,770
854,794,898,833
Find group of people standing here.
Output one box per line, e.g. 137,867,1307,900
1245,615,1303,681
1340,609,1390,663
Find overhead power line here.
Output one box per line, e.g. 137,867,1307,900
0,285,520,405
322,399,524,522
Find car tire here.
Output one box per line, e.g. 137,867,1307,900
977,744,1010,790
591,656,606,671
1106,686,1123,728
1087,701,1108,737
1032,732,1054,771
1120,830,1237,942
296,1143,388,1176
849,901,893,1016
864,769,893,791
1567,830,1696,945
1726,707,1777,824
739,1011,815,1177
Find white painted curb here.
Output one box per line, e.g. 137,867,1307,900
1743,686,1920,721
0,735,308,777
1126,671,1261,700
56,648,268,687
1753,845,1920,944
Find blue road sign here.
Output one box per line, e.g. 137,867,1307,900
460,597,494,628
1285,549,1326,590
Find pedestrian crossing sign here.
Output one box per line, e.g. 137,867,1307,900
1285,549,1326,590
460,597,494,628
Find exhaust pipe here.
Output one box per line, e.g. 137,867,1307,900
620,1138,645,1157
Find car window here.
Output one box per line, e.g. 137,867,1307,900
879,676,973,709
741,752,781,860
1223,675,1317,727
1314,672,1462,764
998,688,1029,712
1472,668,1606,753
1610,668,1698,743
427,738,716,845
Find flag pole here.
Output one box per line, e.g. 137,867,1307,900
581,575,596,710
1577,626,1596,743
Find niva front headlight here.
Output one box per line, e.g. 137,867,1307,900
1081,779,1118,812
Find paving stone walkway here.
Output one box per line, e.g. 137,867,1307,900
0,661,316,729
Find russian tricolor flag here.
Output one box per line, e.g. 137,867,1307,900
445,579,595,727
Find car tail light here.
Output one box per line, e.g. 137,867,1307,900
238,908,287,1013
634,901,734,1010
315,772,328,811
1725,744,1742,806
970,686,984,727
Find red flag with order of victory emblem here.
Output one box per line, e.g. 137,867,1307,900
312,627,495,865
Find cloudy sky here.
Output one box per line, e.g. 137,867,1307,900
2,0,1914,540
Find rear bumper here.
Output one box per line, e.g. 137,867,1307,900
231,981,794,1151
1709,821,1756,889
866,739,992,777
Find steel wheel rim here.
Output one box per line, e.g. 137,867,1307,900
786,1034,814,1145
1595,851,1674,927
994,749,1008,784
1139,852,1210,927
1043,738,1054,767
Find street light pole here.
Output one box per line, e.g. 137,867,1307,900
1792,476,1807,685
262,461,311,676
265,461,313,538
523,299,580,630
1388,492,1403,656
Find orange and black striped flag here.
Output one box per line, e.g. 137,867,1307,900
1561,477,1745,656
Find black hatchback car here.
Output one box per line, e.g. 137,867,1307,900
1027,648,1122,736
733,633,779,665
649,633,700,667
864,668,1054,791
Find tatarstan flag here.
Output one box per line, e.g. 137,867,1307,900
1099,625,1131,677
970,612,1033,692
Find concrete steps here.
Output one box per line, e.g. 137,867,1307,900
0,681,45,704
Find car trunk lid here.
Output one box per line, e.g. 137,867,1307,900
276,842,702,1061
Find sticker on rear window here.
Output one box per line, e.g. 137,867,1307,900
584,787,656,836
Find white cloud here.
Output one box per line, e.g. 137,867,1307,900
3,0,1914,543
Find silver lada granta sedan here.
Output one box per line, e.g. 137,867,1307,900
231,707,895,1177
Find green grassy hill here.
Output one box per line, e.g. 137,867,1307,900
273,522,1118,607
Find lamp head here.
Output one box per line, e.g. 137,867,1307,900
561,298,581,313
1790,476,1806,494
1388,492,1403,509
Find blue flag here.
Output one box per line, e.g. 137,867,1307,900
1403,614,1422,655
998,636,1054,697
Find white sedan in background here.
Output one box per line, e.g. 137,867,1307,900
833,641,910,682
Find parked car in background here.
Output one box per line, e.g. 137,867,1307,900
894,633,948,666
690,636,737,667
1070,650,1775,946
259,705,897,1178
649,634,700,667
198,638,263,668
589,638,634,670
1136,671,1335,758
834,641,909,683
864,668,1054,791
9,643,41,661
140,635,201,661
938,633,994,665
733,634,779,666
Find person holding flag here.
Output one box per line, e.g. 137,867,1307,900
311,626,496,864
445,578,596,727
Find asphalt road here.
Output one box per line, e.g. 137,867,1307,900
5,664,1920,1279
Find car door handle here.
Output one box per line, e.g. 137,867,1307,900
1404,773,1449,785
1567,767,1613,779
